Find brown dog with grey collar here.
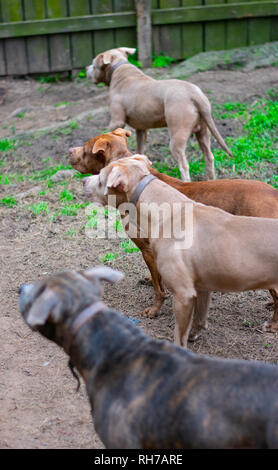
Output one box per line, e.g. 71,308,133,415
86,47,233,182
18,267,278,449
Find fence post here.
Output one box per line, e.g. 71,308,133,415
136,0,152,67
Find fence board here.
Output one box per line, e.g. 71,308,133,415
114,0,136,49
2,0,27,75
0,40,5,75
158,0,182,59
24,0,49,73
271,16,278,40
181,0,203,58
226,0,248,49
69,0,92,69
204,0,226,51
0,2,5,75
47,0,71,72
92,1,114,57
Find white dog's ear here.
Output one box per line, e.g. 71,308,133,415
102,52,112,65
119,47,136,56
133,154,152,167
25,290,62,328
105,166,129,194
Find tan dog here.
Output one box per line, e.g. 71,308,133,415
82,155,278,347
86,47,233,182
69,130,278,331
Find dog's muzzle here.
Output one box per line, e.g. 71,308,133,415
18,283,35,316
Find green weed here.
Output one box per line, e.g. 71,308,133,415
0,195,17,207
100,252,118,263
26,202,49,215
59,189,75,201
121,240,140,253
0,138,15,152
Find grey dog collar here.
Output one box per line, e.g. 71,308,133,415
130,174,157,206
65,300,106,355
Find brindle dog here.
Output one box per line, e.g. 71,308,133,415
19,267,278,449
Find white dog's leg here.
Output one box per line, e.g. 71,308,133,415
196,126,216,180
136,129,147,154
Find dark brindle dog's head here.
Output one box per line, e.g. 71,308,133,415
18,267,123,348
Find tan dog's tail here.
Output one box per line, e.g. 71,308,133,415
193,96,234,158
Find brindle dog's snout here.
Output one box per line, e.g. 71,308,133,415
18,283,34,314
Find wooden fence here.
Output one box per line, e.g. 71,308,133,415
0,0,277,76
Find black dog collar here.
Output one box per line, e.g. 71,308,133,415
108,60,129,83
130,174,157,206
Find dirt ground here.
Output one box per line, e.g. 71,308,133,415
1,62,278,449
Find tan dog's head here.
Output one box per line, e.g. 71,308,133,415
82,154,152,208
86,47,136,85
69,128,132,174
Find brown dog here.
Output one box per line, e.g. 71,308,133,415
86,47,233,181
83,155,278,347
69,130,278,337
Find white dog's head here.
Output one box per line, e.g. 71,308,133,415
86,47,136,85
82,154,151,207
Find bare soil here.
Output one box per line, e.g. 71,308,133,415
1,63,278,449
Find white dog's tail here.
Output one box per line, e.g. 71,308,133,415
193,95,234,158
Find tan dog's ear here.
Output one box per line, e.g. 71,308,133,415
112,128,132,138
119,47,136,56
92,138,110,156
105,166,129,194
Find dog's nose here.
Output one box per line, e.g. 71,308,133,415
68,148,74,157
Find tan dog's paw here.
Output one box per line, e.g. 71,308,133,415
140,305,161,318
262,321,278,333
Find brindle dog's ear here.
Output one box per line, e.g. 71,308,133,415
84,266,124,284
24,289,62,328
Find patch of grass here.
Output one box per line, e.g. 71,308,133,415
59,202,88,217
58,120,78,135
26,202,49,215
0,138,15,152
152,54,176,68
55,102,70,108
59,189,75,201
121,240,140,253
213,99,278,179
0,174,11,185
65,228,76,238
0,195,17,207
100,252,118,263
36,74,60,83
